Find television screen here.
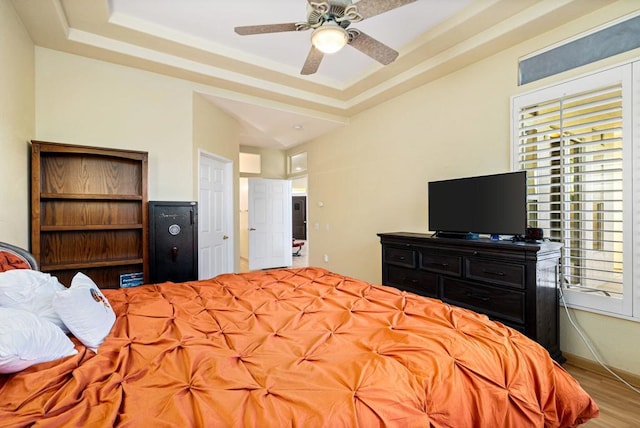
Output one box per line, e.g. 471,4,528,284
428,171,527,237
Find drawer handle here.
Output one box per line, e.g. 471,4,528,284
465,291,490,302
430,262,448,267
483,269,505,277
399,256,405,260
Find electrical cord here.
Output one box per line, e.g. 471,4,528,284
559,287,640,394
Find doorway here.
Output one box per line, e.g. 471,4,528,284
290,176,308,268
292,196,307,240
238,176,309,272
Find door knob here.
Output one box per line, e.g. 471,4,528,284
223,235,229,240
249,228,256,231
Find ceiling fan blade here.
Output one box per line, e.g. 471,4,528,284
349,31,398,65
300,46,324,75
354,0,417,20
235,23,300,36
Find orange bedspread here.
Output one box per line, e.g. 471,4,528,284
1,267,597,427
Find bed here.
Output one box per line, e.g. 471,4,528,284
0,242,598,427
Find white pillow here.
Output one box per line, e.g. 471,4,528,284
52,273,115,352
0,269,68,332
0,307,77,374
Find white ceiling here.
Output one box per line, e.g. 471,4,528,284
12,0,616,149
109,0,472,85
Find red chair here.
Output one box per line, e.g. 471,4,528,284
292,239,304,256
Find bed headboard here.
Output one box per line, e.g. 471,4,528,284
0,242,38,271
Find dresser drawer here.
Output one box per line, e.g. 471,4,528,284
441,278,525,324
419,251,462,277
386,265,438,297
384,247,416,268
465,258,525,289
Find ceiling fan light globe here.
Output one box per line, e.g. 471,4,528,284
311,22,348,54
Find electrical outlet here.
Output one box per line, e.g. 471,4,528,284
323,254,329,263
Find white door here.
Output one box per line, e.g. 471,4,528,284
248,178,292,270
198,151,234,279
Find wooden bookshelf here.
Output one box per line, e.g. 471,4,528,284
31,141,149,288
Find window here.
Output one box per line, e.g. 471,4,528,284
239,153,261,174
288,152,307,175
512,64,638,320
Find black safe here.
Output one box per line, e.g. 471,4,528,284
149,201,198,283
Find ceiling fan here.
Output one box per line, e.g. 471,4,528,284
234,0,417,75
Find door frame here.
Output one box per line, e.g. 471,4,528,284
292,195,307,240
197,149,235,276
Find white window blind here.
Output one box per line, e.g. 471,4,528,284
513,65,634,317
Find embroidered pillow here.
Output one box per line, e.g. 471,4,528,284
52,273,116,352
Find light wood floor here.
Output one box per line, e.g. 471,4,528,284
563,363,640,427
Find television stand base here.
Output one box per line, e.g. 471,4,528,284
435,232,479,240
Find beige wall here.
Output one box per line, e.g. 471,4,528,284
294,44,514,280
239,145,287,179
293,1,640,376
0,1,35,248
35,48,245,271
35,47,195,201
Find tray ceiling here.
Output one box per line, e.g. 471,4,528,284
12,0,615,148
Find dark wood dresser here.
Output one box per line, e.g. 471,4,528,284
378,232,564,362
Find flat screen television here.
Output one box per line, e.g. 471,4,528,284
428,171,527,238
